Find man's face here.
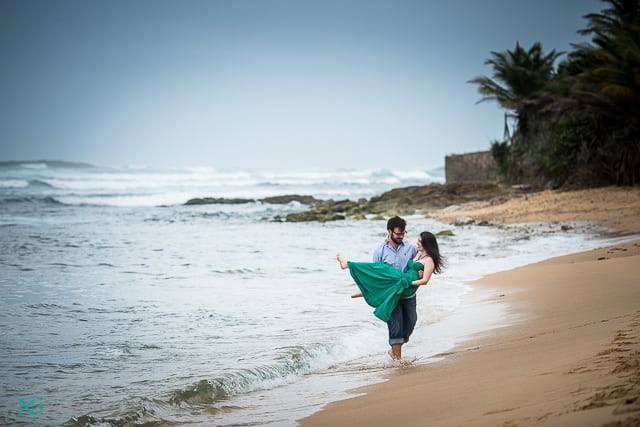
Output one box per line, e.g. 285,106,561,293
389,227,406,245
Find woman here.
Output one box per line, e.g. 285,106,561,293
337,231,443,323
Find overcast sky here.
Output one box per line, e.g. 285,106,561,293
0,0,602,170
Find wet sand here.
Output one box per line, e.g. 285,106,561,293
299,186,640,427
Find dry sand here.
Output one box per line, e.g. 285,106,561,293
433,185,640,234
299,186,640,427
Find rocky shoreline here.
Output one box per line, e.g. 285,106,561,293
185,182,531,223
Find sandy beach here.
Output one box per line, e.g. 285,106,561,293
300,186,640,427
433,185,640,234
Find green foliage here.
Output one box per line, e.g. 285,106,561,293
490,139,510,179
545,118,598,186
470,0,640,187
468,42,563,138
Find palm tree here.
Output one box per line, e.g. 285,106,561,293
575,0,639,113
468,42,563,143
572,0,640,184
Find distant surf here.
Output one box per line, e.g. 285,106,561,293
0,161,445,207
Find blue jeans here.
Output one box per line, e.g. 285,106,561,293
387,295,417,345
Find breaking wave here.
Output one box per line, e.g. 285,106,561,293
170,344,331,405
0,164,444,207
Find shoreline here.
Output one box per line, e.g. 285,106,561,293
299,187,640,427
300,239,640,427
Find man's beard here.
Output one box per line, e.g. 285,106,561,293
390,236,403,245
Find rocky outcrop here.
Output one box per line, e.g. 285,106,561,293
185,197,254,205
185,183,530,222
282,182,529,222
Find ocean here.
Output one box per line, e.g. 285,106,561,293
0,162,619,426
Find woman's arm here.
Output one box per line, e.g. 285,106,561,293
411,257,435,286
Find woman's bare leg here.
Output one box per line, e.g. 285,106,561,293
336,253,348,270
337,254,363,298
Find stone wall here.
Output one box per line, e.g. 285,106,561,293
445,151,497,183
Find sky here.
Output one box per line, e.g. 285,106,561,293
0,0,603,171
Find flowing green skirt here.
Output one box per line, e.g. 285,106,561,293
347,261,417,322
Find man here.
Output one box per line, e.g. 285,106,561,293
372,216,418,363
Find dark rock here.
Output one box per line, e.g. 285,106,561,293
185,197,254,205
285,211,346,222
185,194,321,206
187,182,531,223
260,195,320,205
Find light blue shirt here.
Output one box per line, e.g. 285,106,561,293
372,240,417,272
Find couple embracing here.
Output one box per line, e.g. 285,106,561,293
337,216,443,364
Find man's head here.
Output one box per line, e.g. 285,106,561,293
386,216,407,246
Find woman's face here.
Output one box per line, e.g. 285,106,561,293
417,238,424,251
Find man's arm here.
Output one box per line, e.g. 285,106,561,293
372,243,384,263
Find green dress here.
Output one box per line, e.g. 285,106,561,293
347,259,424,322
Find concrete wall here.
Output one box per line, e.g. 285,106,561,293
445,151,497,183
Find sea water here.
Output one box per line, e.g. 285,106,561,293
0,162,620,426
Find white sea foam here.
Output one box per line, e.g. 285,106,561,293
0,179,29,188
0,164,445,206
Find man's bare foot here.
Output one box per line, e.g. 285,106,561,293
387,349,401,362
336,253,348,270
390,344,402,360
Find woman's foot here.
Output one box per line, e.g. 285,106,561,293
336,253,348,270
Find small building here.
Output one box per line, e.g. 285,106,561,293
445,151,497,183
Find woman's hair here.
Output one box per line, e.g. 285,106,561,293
420,231,444,274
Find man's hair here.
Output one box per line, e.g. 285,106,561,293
386,216,406,231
